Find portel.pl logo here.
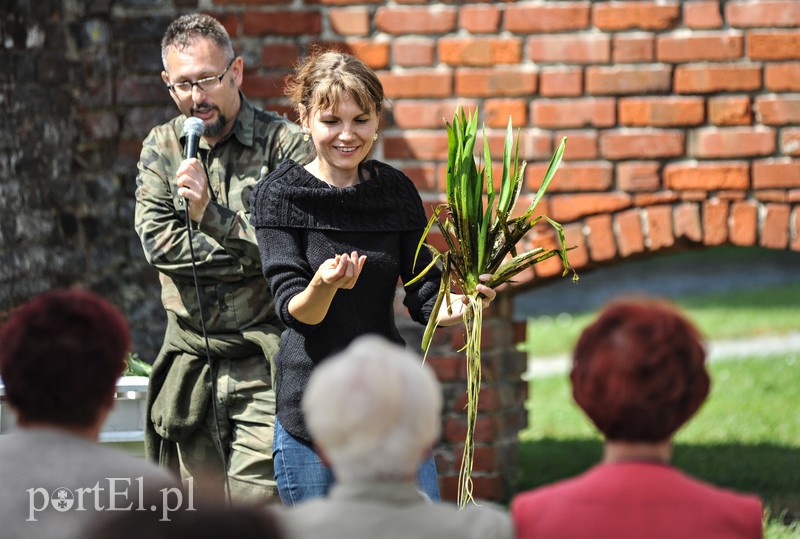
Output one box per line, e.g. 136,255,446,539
27,477,195,522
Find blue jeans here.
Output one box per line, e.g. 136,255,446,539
273,418,441,506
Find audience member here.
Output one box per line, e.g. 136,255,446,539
0,289,180,539
85,501,286,539
511,297,764,539
277,334,513,539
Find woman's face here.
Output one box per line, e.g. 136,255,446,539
302,93,379,183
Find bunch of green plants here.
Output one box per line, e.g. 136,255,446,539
124,352,152,377
409,107,577,506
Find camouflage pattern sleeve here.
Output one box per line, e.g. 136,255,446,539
134,126,259,283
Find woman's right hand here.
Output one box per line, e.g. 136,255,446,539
315,251,367,289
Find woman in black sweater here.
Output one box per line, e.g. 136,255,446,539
250,50,494,506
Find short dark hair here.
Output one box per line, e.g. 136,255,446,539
0,289,130,427
161,13,234,70
570,298,710,442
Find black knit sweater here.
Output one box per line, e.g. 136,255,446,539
250,159,442,442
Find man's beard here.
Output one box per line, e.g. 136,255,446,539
191,103,227,138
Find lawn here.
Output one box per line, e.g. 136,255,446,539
517,294,800,537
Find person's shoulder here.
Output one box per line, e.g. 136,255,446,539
252,107,303,133
429,500,513,539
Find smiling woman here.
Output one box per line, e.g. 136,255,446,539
248,50,496,506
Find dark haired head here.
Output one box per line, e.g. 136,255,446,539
0,289,129,427
570,298,710,442
161,13,234,70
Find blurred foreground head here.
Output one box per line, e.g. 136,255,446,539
570,298,710,443
303,335,442,482
0,289,129,427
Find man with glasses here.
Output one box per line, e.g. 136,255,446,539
134,13,309,503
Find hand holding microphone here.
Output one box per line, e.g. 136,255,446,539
177,117,210,223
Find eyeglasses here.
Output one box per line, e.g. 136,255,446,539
166,58,234,96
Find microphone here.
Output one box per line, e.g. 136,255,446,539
183,117,205,159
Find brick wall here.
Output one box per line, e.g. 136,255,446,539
2,0,799,504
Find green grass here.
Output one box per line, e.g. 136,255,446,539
521,282,800,358
517,354,800,537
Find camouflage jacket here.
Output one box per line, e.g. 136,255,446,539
135,95,309,336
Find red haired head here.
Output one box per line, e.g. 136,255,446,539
0,289,130,427
570,298,710,442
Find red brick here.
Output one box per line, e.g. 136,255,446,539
703,200,730,245
674,64,761,93
392,99,477,129
375,6,457,34
213,0,289,4
379,70,453,99
384,132,450,160
717,191,748,201
532,99,615,129
765,63,800,92
635,192,681,207
730,201,758,246
539,68,583,97
555,130,598,161
755,95,800,125
613,33,655,63
619,97,704,127
747,30,800,61
347,40,390,69
530,229,572,279
241,73,288,99
600,130,685,160
453,387,500,414
439,37,522,66
752,159,800,188
320,0,382,4
754,191,789,203
329,7,369,36
689,128,775,159
459,4,501,34
645,205,675,250
593,2,681,31
549,193,632,222
586,65,672,95
681,191,711,202
665,161,750,191
585,214,617,261
684,1,724,29
527,34,610,64
617,161,661,191
505,2,591,33
426,354,461,382
485,130,552,162
404,163,440,192
708,96,752,126
656,33,743,62
615,209,646,256
260,43,301,69
726,1,800,28
455,68,537,98
674,202,703,243
393,37,436,67
242,11,321,36
443,415,498,443
484,99,527,129
525,162,613,192
781,128,800,157
761,203,791,249
562,223,590,269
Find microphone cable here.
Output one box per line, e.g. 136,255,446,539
184,192,233,504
